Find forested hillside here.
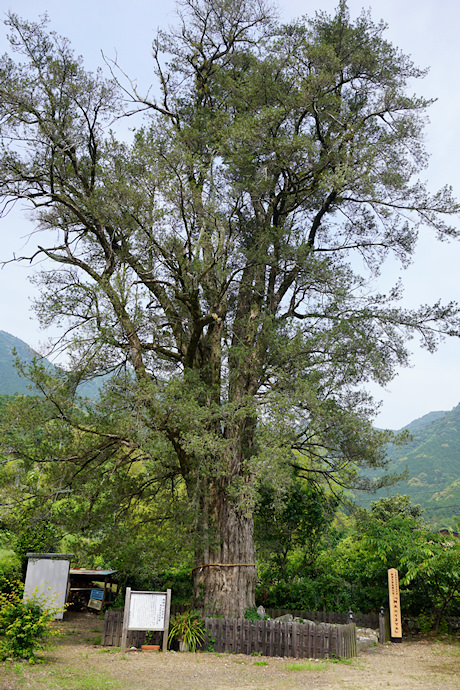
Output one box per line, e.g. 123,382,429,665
362,406,460,526
0,330,40,395
0,331,101,399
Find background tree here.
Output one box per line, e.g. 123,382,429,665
352,497,460,629
255,477,338,579
0,367,194,590
0,0,459,615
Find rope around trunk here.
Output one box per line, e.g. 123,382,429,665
191,562,256,574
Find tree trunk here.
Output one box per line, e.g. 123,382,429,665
191,328,258,617
192,486,257,618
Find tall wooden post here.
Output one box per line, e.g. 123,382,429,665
387,568,402,642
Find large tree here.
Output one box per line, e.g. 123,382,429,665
0,0,459,615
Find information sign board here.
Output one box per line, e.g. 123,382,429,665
128,591,166,630
120,588,171,652
90,589,104,601
388,568,402,640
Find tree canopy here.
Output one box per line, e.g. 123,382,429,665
0,0,459,615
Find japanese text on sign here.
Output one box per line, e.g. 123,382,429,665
128,592,166,630
388,568,402,638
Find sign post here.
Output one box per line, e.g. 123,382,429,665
387,568,402,642
120,588,171,652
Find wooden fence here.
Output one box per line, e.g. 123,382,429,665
102,610,357,658
102,610,162,648
202,617,356,658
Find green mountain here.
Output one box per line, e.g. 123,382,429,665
362,406,460,527
0,330,101,399
0,330,43,395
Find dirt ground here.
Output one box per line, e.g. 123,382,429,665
0,611,459,689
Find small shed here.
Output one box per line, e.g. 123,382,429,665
68,568,118,611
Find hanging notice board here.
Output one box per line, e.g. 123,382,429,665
120,588,171,652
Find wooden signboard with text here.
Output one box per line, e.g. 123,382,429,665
388,568,402,641
121,588,171,652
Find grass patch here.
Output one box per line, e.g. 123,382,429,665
97,647,120,654
328,655,355,665
253,660,268,666
44,665,120,689
0,661,121,690
285,660,328,672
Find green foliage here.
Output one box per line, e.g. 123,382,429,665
153,570,193,606
285,661,328,672
0,383,194,587
416,612,437,635
255,476,338,582
256,493,459,625
0,585,56,661
167,610,206,652
206,633,216,652
14,515,61,576
257,563,351,612
254,476,348,611
0,548,20,588
0,532,21,592
244,607,262,621
369,495,424,521
334,497,460,624
400,530,460,630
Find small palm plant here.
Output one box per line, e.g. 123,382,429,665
167,610,206,652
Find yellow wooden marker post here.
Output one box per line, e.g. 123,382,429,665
388,568,402,642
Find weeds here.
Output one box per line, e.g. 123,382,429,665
97,647,120,654
285,660,328,672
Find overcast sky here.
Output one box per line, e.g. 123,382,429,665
1,0,459,430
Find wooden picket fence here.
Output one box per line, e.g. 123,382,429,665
201,617,357,658
101,610,357,658
102,610,162,648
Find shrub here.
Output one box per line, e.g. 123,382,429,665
0,548,21,593
0,585,57,661
244,606,262,621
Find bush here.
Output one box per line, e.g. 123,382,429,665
0,548,21,593
256,574,352,613
0,585,57,661
244,606,263,621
